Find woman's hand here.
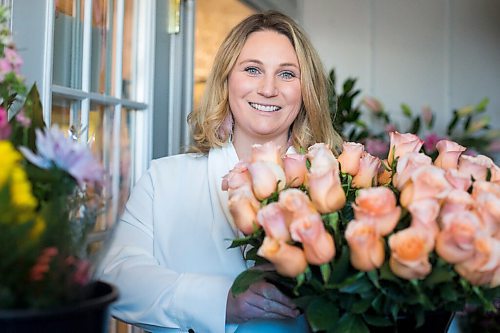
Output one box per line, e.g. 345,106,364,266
225,280,300,324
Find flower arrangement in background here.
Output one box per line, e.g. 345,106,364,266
225,132,500,331
328,68,500,161
0,6,106,309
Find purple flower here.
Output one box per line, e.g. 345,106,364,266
423,133,446,153
364,138,390,159
19,125,104,186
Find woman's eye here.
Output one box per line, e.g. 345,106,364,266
279,71,296,80
244,67,260,75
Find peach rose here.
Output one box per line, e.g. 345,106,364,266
434,140,466,170
444,169,472,192
257,237,308,277
377,159,392,186
282,153,307,187
408,199,440,245
257,202,290,241
351,152,381,188
307,143,338,175
352,187,401,236
472,180,500,199
440,189,474,218
399,165,452,207
458,154,494,181
251,142,283,166
388,131,424,165
474,191,500,237
389,227,432,280
454,235,500,285
228,187,260,235
247,161,286,200
222,161,251,191
278,188,316,219
436,210,482,264
290,213,335,265
491,164,499,184
393,152,432,190
307,168,346,214
345,219,385,271
337,142,364,175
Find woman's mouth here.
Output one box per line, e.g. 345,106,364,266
249,102,281,112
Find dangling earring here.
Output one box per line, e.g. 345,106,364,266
218,112,234,141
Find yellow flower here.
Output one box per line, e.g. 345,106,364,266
10,167,37,214
0,141,21,187
29,216,46,241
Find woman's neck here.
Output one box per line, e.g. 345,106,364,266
232,133,289,161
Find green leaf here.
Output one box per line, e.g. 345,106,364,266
379,262,399,283
320,263,331,284
401,103,413,118
339,274,372,294
20,84,46,151
351,298,372,314
439,283,459,302
475,97,489,113
329,246,350,284
333,313,369,333
362,314,393,327
367,270,380,289
306,297,339,331
230,269,268,296
423,265,455,287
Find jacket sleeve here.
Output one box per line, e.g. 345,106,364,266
97,165,236,333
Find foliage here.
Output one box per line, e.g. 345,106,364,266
328,68,499,161
0,7,105,309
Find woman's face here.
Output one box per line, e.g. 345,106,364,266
228,30,302,148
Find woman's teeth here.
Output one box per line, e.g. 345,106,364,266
250,102,281,112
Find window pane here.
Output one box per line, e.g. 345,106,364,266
118,107,135,215
53,0,85,89
122,0,140,101
90,0,116,95
51,96,82,136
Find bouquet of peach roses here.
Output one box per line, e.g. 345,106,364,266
224,132,500,332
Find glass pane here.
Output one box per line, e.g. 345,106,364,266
53,0,85,89
88,102,113,231
51,96,82,135
118,107,135,215
122,0,143,101
90,0,116,95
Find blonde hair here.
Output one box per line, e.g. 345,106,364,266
188,11,343,154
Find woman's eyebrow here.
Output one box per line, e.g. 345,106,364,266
238,59,299,69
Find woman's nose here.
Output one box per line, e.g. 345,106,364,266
257,76,278,97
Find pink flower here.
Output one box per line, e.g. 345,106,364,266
257,202,290,241
444,169,472,191
337,142,364,175
436,210,482,264
399,165,452,208
389,227,433,280
421,105,433,127
434,140,467,169
408,199,440,246
307,167,345,214
363,96,383,113
393,152,432,190
290,212,335,265
306,142,338,175
440,189,475,218
278,188,316,218
222,161,251,191
388,131,424,165
458,154,494,181
4,47,23,71
352,187,401,236
363,138,389,159
15,110,31,128
228,186,260,235
491,164,500,184
282,153,307,187
0,106,11,139
345,219,385,271
247,161,286,200
257,237,308,278
251,142,282,166
351,152,381,188
423,133,446,154
472,181,500,236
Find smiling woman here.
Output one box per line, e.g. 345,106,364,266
98,10,342,332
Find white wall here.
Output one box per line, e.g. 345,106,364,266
300,0,500,134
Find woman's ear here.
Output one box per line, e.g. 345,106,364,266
218,112,234,140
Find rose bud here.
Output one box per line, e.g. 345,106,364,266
290,212,335,265
257,237,308,278
377,159,392,186
393,152,431,190
282,153,307,187
389,227,432,280
307,143,338,175
228,187,260,235
408,198,440,246
278,188,316,219
352,187,401,236
352,152,381,188
337,142,364,176
308,168,346,214
222,161,251,191
257,202,290,241
434,140,466,170
440,189,474,218
345,219,385,271
388,131,424,165
247,161,286,200
458,154,494,182
251,141,283,166
444,169,472,192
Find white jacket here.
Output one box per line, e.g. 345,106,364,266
99,143,308,333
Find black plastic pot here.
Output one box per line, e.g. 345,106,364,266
368,311,454,333
0,281,118,333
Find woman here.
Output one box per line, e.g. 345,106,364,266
99,11,342,332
